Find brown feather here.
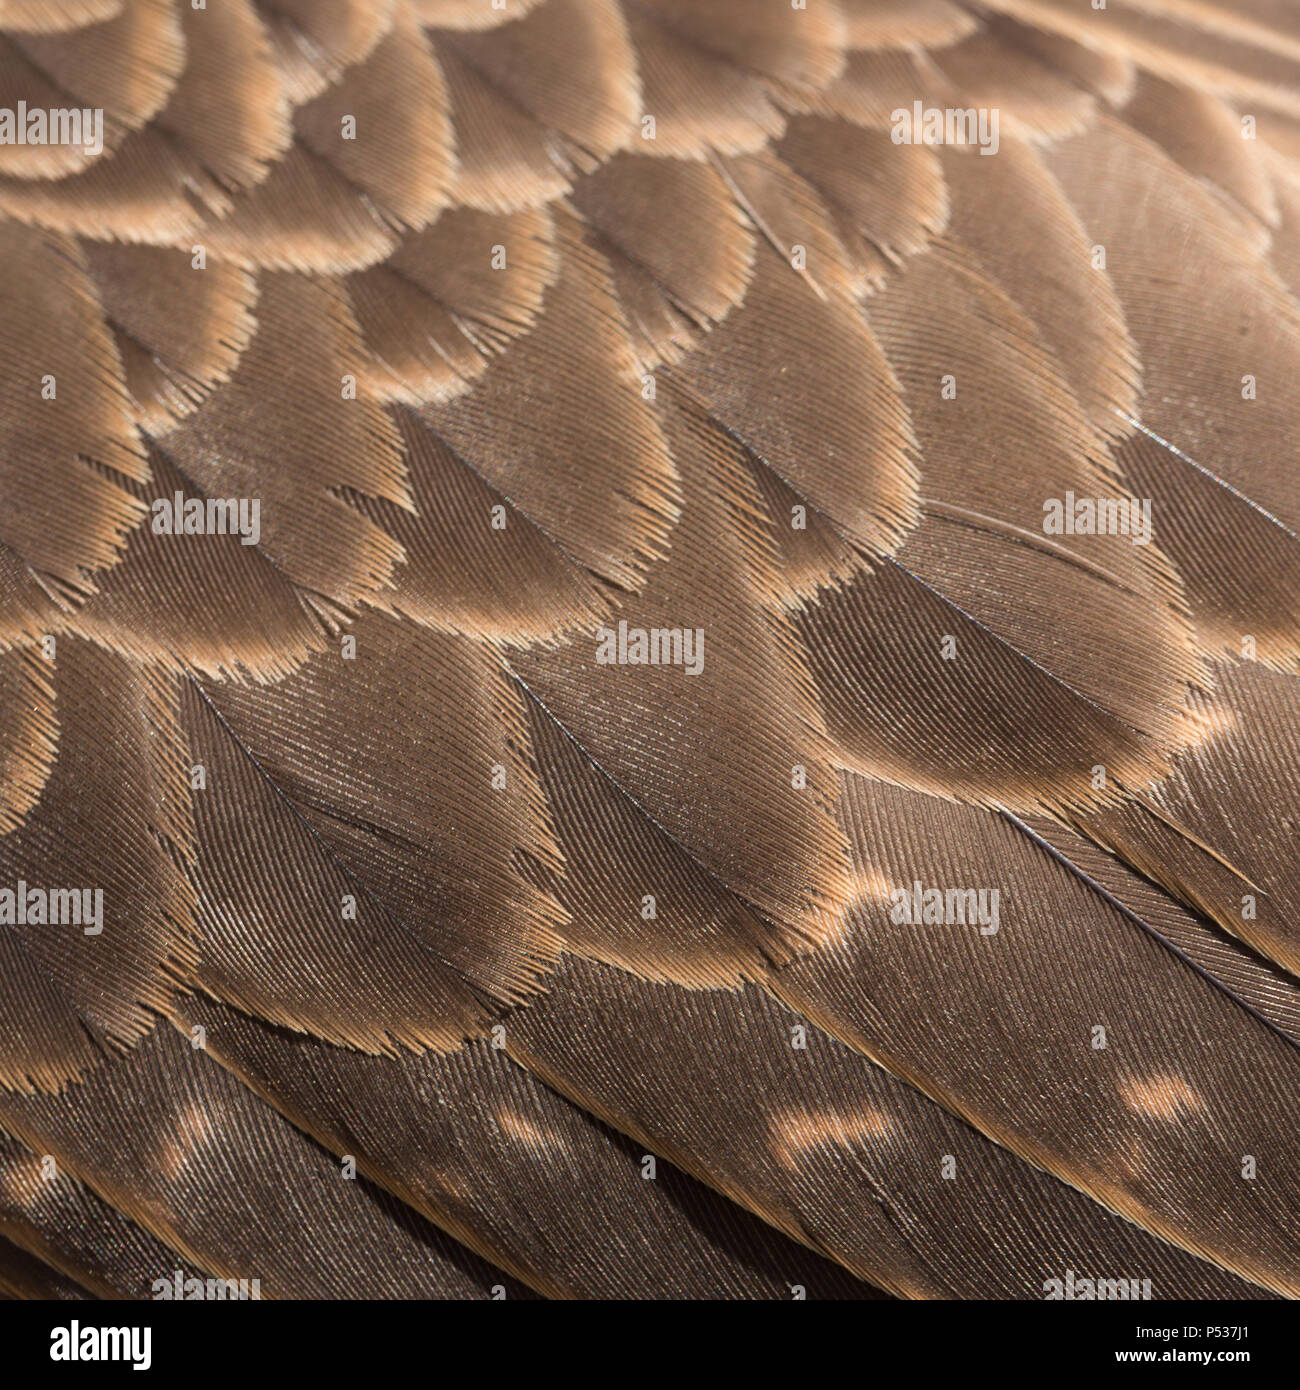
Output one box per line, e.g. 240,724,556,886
293,5,454,232
154,0,291,191
0,643,56,835
352,408,612,644
1024,817,1300,1047
672,248,921,558
161,271,411,605
940,134,1140,438
415,0,545,29
346,204,559,406
619,0,785,159
253,0,395,105
61,446,327,682
775,116,948,272
509,955,1271,1298
0,0,123,32
0,1127,214,1299
0,1021,535,1298
0,223,147,591
1049,117,1300,537
776,772,1300,1297
985,0,1300,119
436,40,569,212
423,209,679,592
836,0,977,52
0,1236,89,1299
512,393,854,946
175,994,880,1300
865,241,1201,752
439,0,640,165
195,142,398,272
0,127,210,242
1078,660,1300,978
189,613,565,1010
1121,69,1279,228
12,0,184,139
929,23,1098,141
0,642,194,1093
82,242,258,431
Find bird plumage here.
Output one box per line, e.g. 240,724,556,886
0,0,1299,1300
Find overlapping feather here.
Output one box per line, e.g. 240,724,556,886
1,0,1299,1302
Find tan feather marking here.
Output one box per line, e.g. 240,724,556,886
179,996,875,1299
0,1022,525,1297
415,0,545,29
836,0,977,52
494,1105,572,1155
157,1101,213,1183
0,0,123,32
1120,1073,1208,1126
769,1107,898,1172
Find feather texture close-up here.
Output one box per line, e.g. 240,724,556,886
1,0,1299,1320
